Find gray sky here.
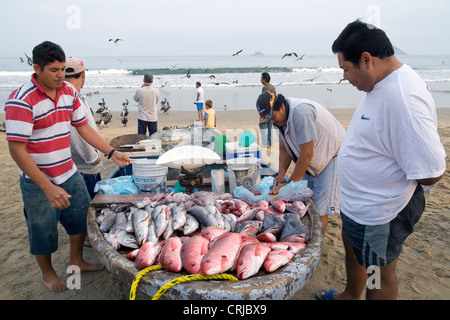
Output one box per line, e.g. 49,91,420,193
1,0,449,57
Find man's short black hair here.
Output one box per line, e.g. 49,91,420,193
32,41,66,70
144,73,153,83
332,20,394,66
261,72,271,82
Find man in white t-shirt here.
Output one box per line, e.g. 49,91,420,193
316,20,446,301
195,82,205,122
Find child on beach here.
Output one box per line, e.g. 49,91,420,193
203,99,216,128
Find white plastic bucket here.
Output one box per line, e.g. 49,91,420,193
132,159,168,194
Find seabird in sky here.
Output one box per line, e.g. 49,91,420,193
109,38,123,44
180,68,191,79
296,54,305,61
232,49,243,56
281,52,298,59
24,53,33,66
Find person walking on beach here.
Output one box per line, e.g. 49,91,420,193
257,90,346,232
316,20,446,300
203,99,216,128
65,57,104,201
259,72,276,147
133,73,160,137
195,82,205,122
4,41,132,292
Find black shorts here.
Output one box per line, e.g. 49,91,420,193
341,184,425,267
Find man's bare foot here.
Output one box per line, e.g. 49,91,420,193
42,272,68,292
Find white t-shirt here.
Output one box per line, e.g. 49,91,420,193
196,87,205,103
338,64,446,225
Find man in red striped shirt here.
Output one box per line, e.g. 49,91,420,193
5,41,131,292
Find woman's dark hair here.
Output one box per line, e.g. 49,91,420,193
332,20,394,66
32,41,66,70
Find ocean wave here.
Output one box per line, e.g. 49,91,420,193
292,67,341,73
86,69,131,76
0,71,33,77
129,67,293,75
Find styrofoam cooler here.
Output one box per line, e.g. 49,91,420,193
225,142,261,161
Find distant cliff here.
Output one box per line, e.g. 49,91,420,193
394,46,408,55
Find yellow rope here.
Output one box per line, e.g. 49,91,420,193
152,273,239,300
129,265,239,300
129,265,164,300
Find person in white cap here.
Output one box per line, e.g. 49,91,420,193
65,57,105,202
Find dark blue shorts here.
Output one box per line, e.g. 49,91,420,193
20,171,91,255
341,184,425,267
196,102,204,111
138,119,157,137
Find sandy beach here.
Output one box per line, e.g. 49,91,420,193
0,107,449,300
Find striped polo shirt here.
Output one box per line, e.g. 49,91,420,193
5,74,88,184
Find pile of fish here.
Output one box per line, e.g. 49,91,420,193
95,191,310,280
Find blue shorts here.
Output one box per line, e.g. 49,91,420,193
302,156,339,216
20,171,91,255
196,102,204,111
341,184,425,267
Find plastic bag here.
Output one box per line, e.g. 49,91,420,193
276,180,313,202
234,186,272,203
233,177,274,202
94,176,141,194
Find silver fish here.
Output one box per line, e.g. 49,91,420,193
183,214,199,235
171,206,187,230
104,233,120,250
116,229,139,249
163,212,174,240
154,205,170,238
187,206,218,227
131,209,150,245
280,213,309,243
132,201,146,209
99,209,117,233
147,217,158,244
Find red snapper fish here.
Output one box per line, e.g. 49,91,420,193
201,226,227,242
180,234,209,274
160,237,183,272
236,243,271,280
201,233,242,276
135,242,162,269
263,249,294,272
